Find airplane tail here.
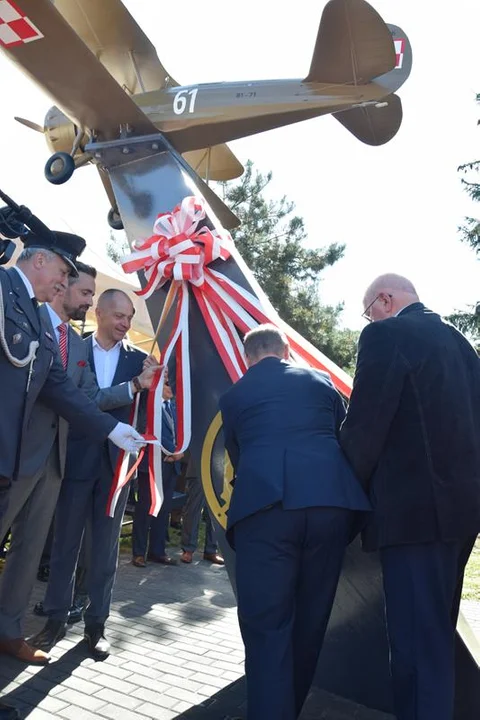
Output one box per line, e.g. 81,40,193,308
332,24,411,147
304,0,396,85
304,0,412,146
372,24,413,94
333,93,402,146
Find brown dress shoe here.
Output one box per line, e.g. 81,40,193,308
0,637,50,664
181,550,193,564
204,553,225,565
132,556,146,567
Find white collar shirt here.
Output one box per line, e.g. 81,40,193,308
92,334,123,389
13,266,35,299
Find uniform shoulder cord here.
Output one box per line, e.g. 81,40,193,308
0,275,39,367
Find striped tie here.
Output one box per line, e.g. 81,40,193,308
58,323,68,369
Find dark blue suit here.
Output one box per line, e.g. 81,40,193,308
44,337,146,626
132,399,181,559
219,357,369,720
340,303,480,720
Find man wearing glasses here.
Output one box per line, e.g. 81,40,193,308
341,273,480,720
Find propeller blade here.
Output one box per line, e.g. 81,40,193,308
14,117,44,134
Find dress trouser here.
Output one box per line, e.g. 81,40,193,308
132,463,177,558
181,476,217,555
0,450,62,637
380,536,477,720
234,504,352,720
44,448,128,626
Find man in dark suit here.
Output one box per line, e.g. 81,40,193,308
132,369,184,567
0,264,156,664
340,273,480,720
219,324,370,720
0,237,143,720
32,289,154,659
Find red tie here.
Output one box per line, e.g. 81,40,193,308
58,323,68,369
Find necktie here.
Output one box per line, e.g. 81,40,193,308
58,323,68,369
164,401,176,445
31,297,40,317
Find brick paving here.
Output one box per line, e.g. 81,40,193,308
0,549,477,719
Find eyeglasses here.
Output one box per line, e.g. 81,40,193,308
362,294,392,322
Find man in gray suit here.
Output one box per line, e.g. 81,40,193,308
0,264,156,664
33,289,154,660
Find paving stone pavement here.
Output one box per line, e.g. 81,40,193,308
0,549,476,719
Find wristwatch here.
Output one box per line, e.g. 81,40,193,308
132,375,143,393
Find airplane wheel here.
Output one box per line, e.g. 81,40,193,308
108,208,124,231
44,152,75,185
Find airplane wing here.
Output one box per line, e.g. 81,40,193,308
52,0,243,181
0,0,239,227
1,0,155,139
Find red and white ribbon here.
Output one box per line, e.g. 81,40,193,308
121,196,232,299
108,195,353,518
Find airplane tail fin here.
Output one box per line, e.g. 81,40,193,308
331,23,411,146
372,24,413,94
334,93,402,146
304,0,396,84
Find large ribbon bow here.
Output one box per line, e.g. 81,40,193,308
121,196,233,298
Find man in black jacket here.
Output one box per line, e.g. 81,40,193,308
340,273,480,720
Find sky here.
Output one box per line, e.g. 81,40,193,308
0,0,479,331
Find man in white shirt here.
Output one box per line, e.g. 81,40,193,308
33,289,156,659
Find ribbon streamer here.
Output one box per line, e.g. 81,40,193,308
108,195,352,518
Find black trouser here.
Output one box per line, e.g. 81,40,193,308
380,536,477,720
235,504,353,720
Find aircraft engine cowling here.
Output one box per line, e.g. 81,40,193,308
44,106,87,157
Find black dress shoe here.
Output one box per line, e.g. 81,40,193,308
67,595,87,625
0,700,20,719
29,619,66,651
37,566,50,582
33,601,47,617
84,624,110,660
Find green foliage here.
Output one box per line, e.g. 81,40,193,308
106,230,129,264
218,161,358,371
445,95,480,345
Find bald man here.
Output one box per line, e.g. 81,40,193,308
340,274,480,720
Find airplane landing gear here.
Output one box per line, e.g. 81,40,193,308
44,152,75,185
108,207,123,230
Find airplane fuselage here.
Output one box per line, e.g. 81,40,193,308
135,78,389,133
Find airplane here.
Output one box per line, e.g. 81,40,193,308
0,0,412,231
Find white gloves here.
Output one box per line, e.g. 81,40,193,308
108,422,145,453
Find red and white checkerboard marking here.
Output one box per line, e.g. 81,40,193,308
394,39,405,70
0,0,43,49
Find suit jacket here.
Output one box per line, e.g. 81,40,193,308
64,336,147,480
219,357,370,540
0,267,116,481
17,304,134,479
340,302,480,551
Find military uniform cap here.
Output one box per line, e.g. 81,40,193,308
22,230,86,277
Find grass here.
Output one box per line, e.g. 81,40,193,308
462,539,480,601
